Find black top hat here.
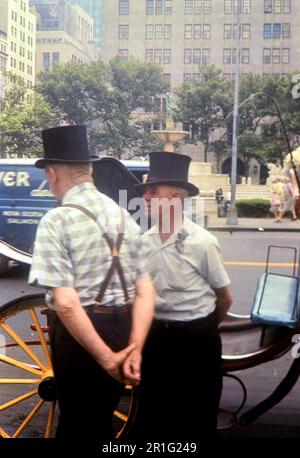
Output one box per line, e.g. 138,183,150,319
35,125,100,169
135,151,199,197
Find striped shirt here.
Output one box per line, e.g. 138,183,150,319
29,182,148,309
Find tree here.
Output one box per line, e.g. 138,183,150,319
36,58,168,158
173,65,232,162
0,75,55,157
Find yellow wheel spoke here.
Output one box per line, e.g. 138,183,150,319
0,378,39,384
45,401,56,438
29,308,52,366
0,354,42,376
1,322,47,372
0,426,10,438
0,388,37,412
114,410,128,422
13,398,45,438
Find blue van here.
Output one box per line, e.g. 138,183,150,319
0,158,149,274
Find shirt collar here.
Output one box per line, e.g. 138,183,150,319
147,216,192,248
62,182,96,204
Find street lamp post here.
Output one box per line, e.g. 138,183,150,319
226,1,241,225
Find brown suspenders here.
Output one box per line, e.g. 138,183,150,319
63,204,130,310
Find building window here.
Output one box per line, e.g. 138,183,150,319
224,0,232,14
233,0,239,13
272,48,280,63
283,0,291,14
185,24,193,39
264,23,272,38
233,23,238,39
194,0,202,14
145,48,153,61
43,52,50,71
224,24,232,39
155,0,163,15
118,48,129,61
184,48,192,64
164,24,172,39
146,25,153,39
119,0,129,15
164,0,172,14
264,0,272,13
273,23,281,38
194,24,201,39
274,0,281,13
155,24,163,39
163,48,171,64
203,0,211,14
193,48,201,64
185,0,193,14
232,48,237,64
193,73,201,82
282,23,291,38
163,72,171,83
154,48,162,63
119,24,129,39
223,73,231,80
242,48,250,63
223,48,231,63
242,23,250,39
282,48,290,63
146,0,154,15
202,48,210,63
52,52,60,65
184,73,192,82
243,0,251,14
203,24,211,39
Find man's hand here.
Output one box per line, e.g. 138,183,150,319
100,343,137,384
122,348,142,386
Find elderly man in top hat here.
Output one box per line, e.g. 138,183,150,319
125,151,233,440
29,125,156,439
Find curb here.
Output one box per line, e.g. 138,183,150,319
208,226,300,233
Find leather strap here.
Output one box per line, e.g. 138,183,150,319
63,204,130,310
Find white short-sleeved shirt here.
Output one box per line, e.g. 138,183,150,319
29,182,148,309
142,217,230,321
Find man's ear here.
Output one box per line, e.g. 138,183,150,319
46,165,58,184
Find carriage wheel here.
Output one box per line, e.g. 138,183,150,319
0,294,137,438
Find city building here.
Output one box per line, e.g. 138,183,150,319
0,0,36,89
102,0,300,87
0,30,8,98
32,0,99,74
68,0,102,47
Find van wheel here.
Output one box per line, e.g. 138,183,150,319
0,255,9,276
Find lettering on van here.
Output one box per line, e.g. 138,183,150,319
0,171,30,187
1,210,46,225
30,179,53,197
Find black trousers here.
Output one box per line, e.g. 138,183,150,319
48,308,131,440
131,310,222,441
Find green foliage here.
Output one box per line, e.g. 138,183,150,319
236,199,271,217
0,75,56,157
36,58,168,158
174,65,232,162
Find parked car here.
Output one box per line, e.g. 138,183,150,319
0,157,149,275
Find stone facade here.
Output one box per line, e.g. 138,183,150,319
102,0,300,87
0,0,36,89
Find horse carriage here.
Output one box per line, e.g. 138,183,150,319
0,157,300,438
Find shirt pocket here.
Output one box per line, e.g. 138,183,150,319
163,254,192,290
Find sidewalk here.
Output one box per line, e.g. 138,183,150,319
207,215,300,232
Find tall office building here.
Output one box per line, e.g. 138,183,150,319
0,0,36,89
68,0,102,47
32,0,99,74
0,30,8,98
102,0,300,87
